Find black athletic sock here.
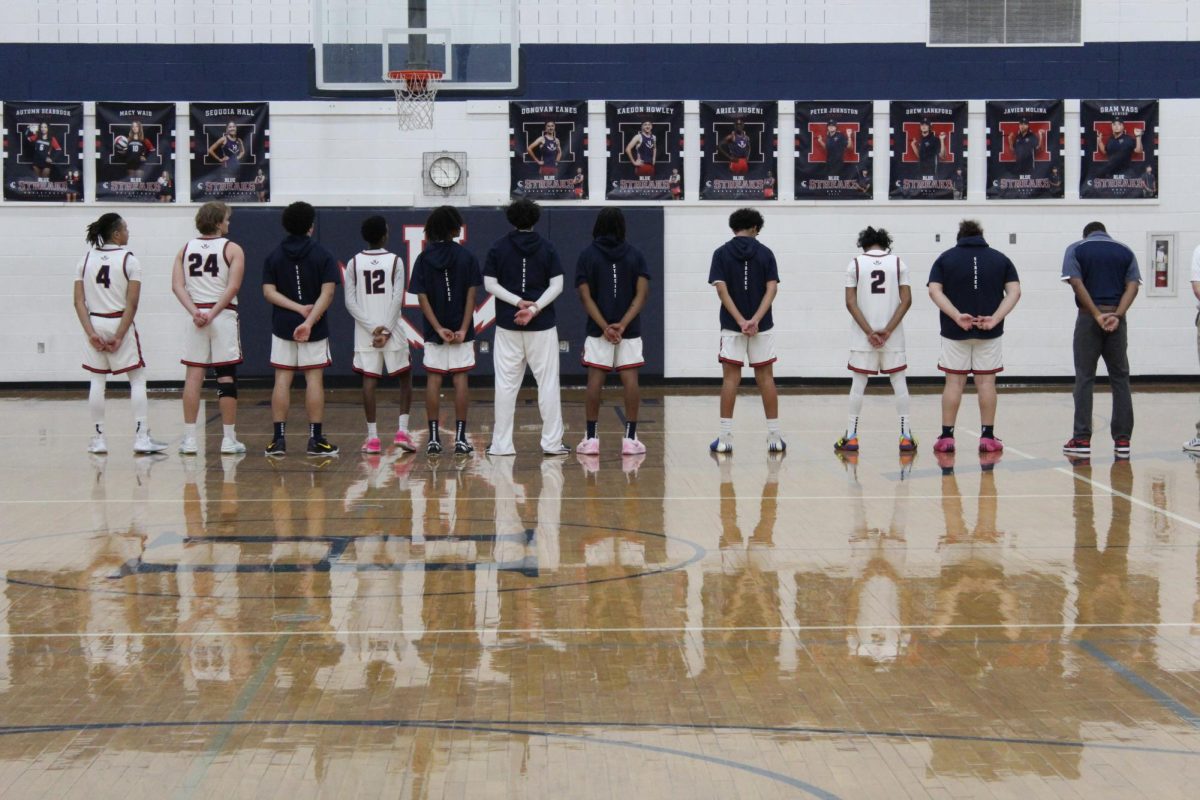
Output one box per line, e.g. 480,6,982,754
586,420,598,440
981,425,995,439
429,419,440,440
941,425,954,439
273,421,285,440
309,422,322,440
625,420,638,440
455,420,467,442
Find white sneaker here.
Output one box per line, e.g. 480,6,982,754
134,433,168,454
87,435,108,454
221,436,247,454
1184,437,1200,452
179,436,198,455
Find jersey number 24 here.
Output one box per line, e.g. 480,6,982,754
188,252,220,277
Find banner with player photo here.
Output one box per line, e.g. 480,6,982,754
888,102,967,200
510,101,588,200
794,102,873,200
605,102,684,201
190,102,270,203
95,102,176,203
700,102,778,201
2,101,83,202
1081,100,1158,199
986,101,1064,199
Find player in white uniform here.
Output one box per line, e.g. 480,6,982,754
343,215,415,455
72,213,166,455
836,226,916,452
171,202,246,456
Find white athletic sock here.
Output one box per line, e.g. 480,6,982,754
890,371,911,417
184,423,197,439
719,418,733,439
848,372,868,416
899,415,911,439
89,374,106,435
846,415,860,439
398,414,410,433
129,370,148,434
223,424,236,440
767,419,781,438
367,422,379,439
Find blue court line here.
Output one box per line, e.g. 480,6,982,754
1078,641,1200,729
0,717,1196,759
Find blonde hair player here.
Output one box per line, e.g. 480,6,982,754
171,201,246,456
73,213,166,455
836,226,915,453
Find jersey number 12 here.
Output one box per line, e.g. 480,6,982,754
365,269,386,295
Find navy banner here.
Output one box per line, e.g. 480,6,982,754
510,101,588,200
96,102,176,203
605,101,684,201
3,102,83,202
794,102,873,199
889,101,968,200
699,101,778,201
190,102,270,203
1080,100,1158,199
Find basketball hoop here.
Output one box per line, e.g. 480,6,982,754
386,69,443,130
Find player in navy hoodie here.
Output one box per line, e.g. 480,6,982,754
708,208,785,454
574,207,651,457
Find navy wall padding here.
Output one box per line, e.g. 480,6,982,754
5,42,1200,100
230,206,665,379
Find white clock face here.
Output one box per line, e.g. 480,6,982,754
429,156,462,188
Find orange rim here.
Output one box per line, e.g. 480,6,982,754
387,69,443,87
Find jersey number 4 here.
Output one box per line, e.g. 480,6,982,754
94,264,111,288
870,270,886,294
188,252,220,277
365,269,386,295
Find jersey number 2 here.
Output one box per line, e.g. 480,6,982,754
365,270,386,295
188,253,220,277
870,270,886,294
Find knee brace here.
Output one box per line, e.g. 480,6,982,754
214,365,237,399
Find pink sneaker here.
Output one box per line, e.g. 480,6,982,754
576,437,600,455
978,436,1004,453
361,436,382,455
933,435,955,453
393,430,416,452
621,437,646,455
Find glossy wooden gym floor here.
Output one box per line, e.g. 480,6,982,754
2,385,1200,798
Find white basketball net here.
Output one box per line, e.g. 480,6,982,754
387,71,441,130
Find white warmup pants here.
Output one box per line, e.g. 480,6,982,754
490,327,564,454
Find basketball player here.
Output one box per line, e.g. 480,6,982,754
262,201,340,456
527,121,560,177
156,171,172,203
410,206,482,455
1097,118,1142,176
763,171,776,199
911,118,944,176
835,226,915,453
625,120,656,177
482,198,568,457
669,168,682,199
572,168,585,198
207,120,243,174
575,208,651,456
817,119,848,176
124,120,154,179
719,117,751,175
343,215,415,456
708,208,785,454
27,122,61,178
255,169,268,202
171,201,245,456
1007,117,1038,176
72,213,166,455
66,170,81,203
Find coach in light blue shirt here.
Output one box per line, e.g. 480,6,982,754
1060,221,1141,457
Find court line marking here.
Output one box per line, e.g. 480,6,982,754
2,622,1199,639
1079,641,1200,730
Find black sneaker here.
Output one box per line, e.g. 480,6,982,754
427,438,444,455
265,437,287,456
454,439,473,455
306,437,339,456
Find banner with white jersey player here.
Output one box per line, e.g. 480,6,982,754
3,101,83,202
986,101,1063,199
96,102,176,203
888,101,967,200
700,101,778,201
795,102,873,200
1081,100,1158,199
190,102,270,203
605,102,684,201
510,101,588,200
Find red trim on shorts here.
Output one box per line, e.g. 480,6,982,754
581,358,616,371
749,357,777,368
424,364,475,375
353,365,411,379
615,361,644,372
82,364,111,374
270,360,332,371
718,356,745,367
110,327,145,375
972,366,1004,375
880,364,908,374
847,364,879,375
181,357,244,368
938,365,1004,375
938,365,971,375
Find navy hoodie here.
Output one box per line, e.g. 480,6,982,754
261,234,341,341
483,230,564,331
574,236,651,338
927,236,1020,340
707,236,780,332
410,241,482,342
